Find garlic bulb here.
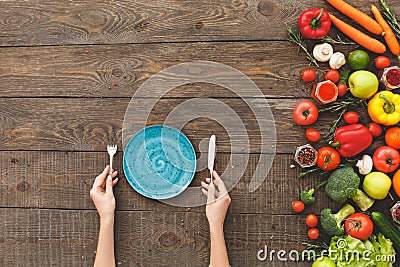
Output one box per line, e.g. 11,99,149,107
329,52,346,69
313,43,334,62
356,155,373,175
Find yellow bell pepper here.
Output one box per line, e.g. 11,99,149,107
368,91,400,126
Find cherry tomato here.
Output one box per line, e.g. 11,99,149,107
344,213,373,240
385,127,400,149
368,122,382,137
373,146,400,173
292,200,305,213
324,69,340,83
337,83,348,96
302,68,317,82
343,111,359,124
308,228,319,240
316,147,341,171
306,214,319,228
292,100,319,126
306,128,320,142
375,56,391,69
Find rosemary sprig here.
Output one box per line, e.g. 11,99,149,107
325,109,345,142
298,166,329,179
380,0,400,39
287,27,319,67
322,35,357,45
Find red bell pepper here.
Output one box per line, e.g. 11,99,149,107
298,8,331,39
330,124,373,158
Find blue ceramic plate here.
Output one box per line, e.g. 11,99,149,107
123,125,196,199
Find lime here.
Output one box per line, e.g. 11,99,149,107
348,50,370,70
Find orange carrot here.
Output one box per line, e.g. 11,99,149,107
329,14,386,54
327,0,383,35
371,5,400,57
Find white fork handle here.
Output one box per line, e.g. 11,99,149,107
109,154,113,176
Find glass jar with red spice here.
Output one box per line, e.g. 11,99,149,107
390,201,400,225
381,66,400,90
311,80,338,105
294,144,318,168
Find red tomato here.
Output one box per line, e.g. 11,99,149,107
308,228,319,240
324,69,340,83
368,122,382,137
317,147,341,171
306,214,319,228
373,146,400,173
306,128,320,142
292,100,319,126
337,83,348,96
375,56,391,69
292,200,305,213
302,68,317,82
344,111,359,124
344,213,373,240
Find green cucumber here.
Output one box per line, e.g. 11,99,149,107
371,211,400,253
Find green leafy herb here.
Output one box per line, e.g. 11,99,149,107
380,0,400,39
322,35,357,45
287,27,319,67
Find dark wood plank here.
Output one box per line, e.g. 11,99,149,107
1,0,398,46
1,42,397,98
0,97,348,153
0,208,311,266
0,41,314,98
0,151,344,214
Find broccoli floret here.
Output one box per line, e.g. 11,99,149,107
320,204,355,236
300,189,315,205
325,166,374,211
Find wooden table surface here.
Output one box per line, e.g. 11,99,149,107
0,0,399,266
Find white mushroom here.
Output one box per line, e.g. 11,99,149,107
356,155,373,175
329,52,346,69
313,43,334,62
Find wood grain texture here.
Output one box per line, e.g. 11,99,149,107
0,41,319,98
0,208,312,267
0,97,362,153
0,150,345,214
1,41,396,98
1,0,397,46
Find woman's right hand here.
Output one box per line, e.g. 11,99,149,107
201,171,231,230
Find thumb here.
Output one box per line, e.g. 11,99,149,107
106,175,114,196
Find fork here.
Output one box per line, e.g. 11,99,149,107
107,145,117,177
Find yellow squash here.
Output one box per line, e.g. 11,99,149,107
368,91,400,126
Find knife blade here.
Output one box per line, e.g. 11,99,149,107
208,135,216,178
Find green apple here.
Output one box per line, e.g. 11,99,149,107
349,70,379,99
312,256,336,267
363,172,391,200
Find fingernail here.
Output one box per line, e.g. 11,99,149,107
107,175,112,180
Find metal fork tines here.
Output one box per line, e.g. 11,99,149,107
107,145,117,176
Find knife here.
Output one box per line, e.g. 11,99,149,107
208,135,216,180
